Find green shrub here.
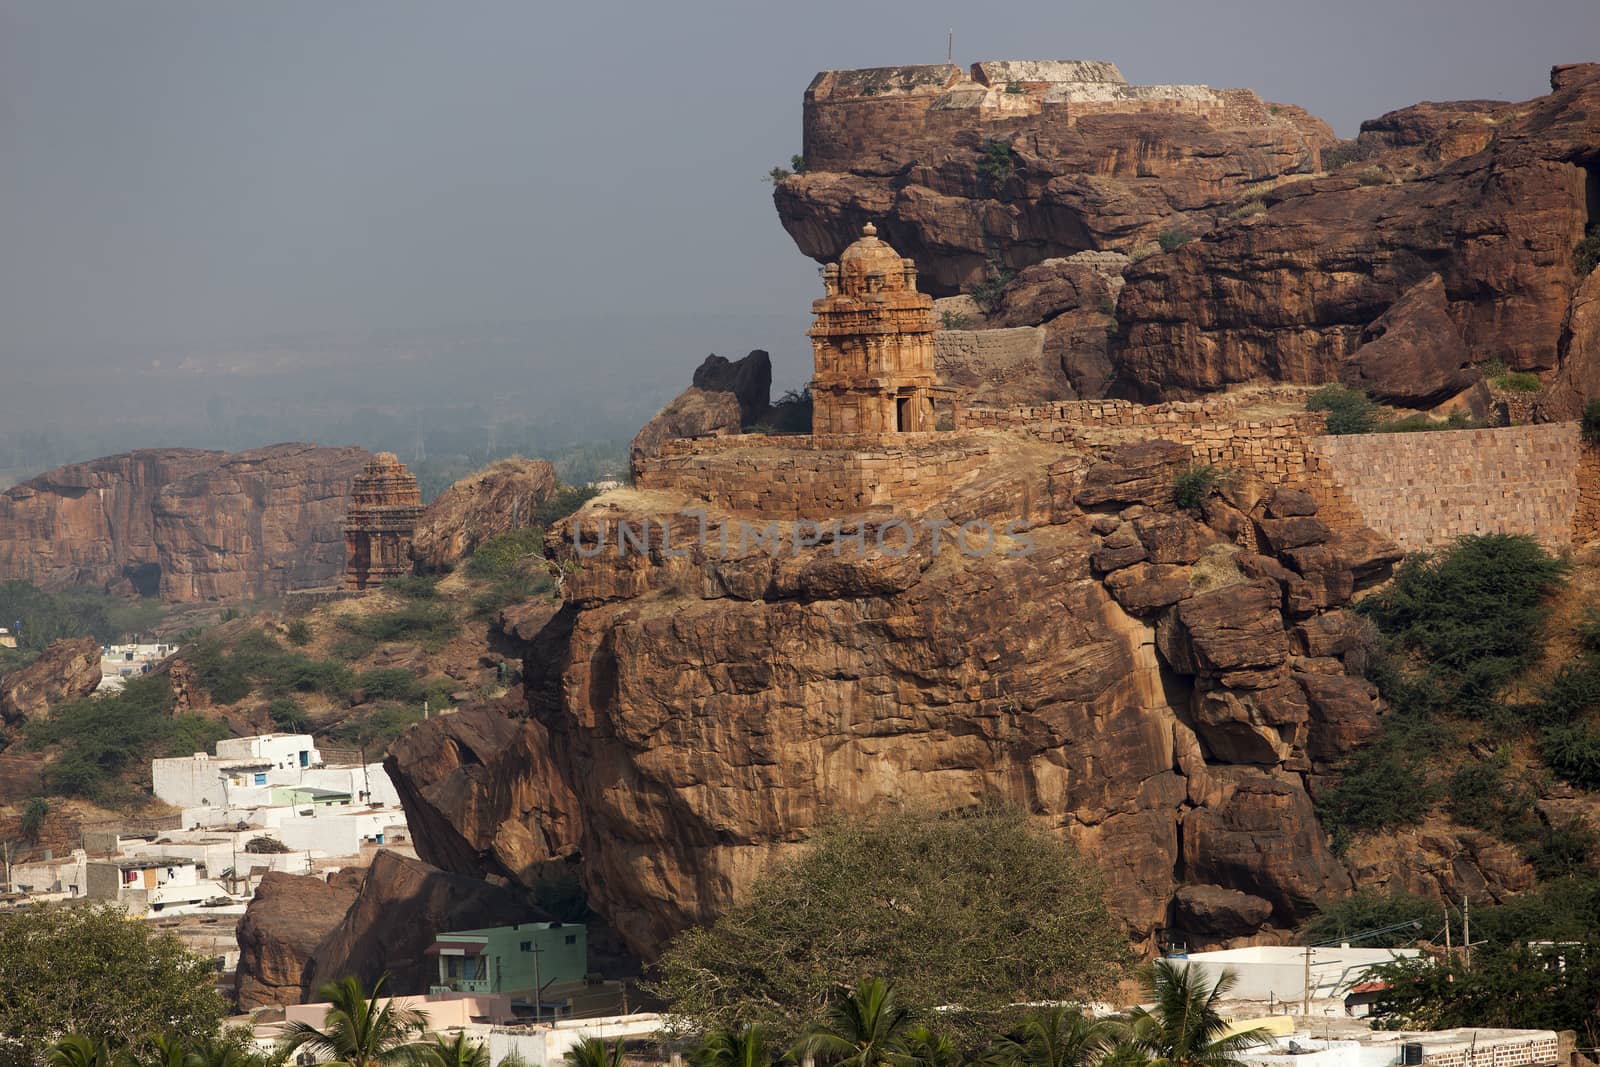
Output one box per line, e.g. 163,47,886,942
1231,200,1267,219
765,165,791,184
1376,408,1477,433
1541,722,1600,789
1575,224,1600,277
1535,661,1600,725
763,387,813,434
1447,755,1536,838
1300,890,1436,947
324,702,424,755
1526,820,1598,879
329,632,379,661
266,696,309,732
978,138,1015,189
790,154,807,174
1496,371,1543,392
1354,167,1388,186
1357,534,1569,710
1307,383,1379,434
1316,729,1441,846
1583,399,1600,444
336,601,460,651
472,570,555,618
355,667,426,704
284,619,312,646
466,529,545,580
940,310,974,329
383,574,439,600
967,268,1014,313
1322,139,1378,171
19,797,48,842
1156,229,1193,253
1171,463,1225,510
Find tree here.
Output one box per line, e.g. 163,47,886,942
1370,943,1600,1048
563,1038,625,1067
994,1008,1117,1067
424,1033,489,1067
892,1026,962,1067
652,808,1131,1043
20,797,48,843
1124,962,1271,1067
694,1026,781,1067
0,905,226,1055
799,980,911,1067
45,1036,128,1067
281,975,429,1067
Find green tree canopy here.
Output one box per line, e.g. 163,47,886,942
282,975,429,1067
1124,962,1272,1067
651,808,1132,1044
0,904,226,1056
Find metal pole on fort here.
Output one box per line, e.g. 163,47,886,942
946,30,952,65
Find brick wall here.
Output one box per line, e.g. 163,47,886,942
1308,423,1580,551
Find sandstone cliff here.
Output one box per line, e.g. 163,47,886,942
410,457,560,574
0,637,101,723
631,352,773,473
383,433,1496,958
300,850,543,996
778,62,1600,410
0,444,371,602
235,869,362,1010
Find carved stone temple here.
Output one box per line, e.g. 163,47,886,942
808,222,939,435
342,452,424,590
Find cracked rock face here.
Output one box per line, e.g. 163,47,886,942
386,438,1506,958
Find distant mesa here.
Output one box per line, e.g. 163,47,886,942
342,452,424,591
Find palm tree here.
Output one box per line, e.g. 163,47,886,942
799,979,912,1067
186,1035,269,1067
423,1033,489,1067
563,1038,626,1067
281,974,430,1067
1123,961,1273,1067
46,1035,127,1067
695,1025,781,1067
890,1025,961,1067
994,1007,1117,1067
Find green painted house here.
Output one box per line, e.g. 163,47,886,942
426,922,588,999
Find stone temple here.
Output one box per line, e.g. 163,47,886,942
809,222,939,435
342,453,424,591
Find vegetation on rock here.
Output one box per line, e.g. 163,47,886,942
650,808,1131,1044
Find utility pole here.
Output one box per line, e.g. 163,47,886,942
1302,945,1314,1017
946,29,952,65
1444,900,1453,957
531,939,544,1025
1463,895,1472,970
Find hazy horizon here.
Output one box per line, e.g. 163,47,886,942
3,0,1597,478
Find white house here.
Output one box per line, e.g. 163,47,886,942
1240,1029,1560,1067
1170,946,1422,1009
96,643,177,692
85,857,215,913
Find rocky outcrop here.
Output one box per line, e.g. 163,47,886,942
388,435,1417,958
1116,65,1600,402
777,67,1333,296
235,870,361,1010
0,445,371,602
0,637,102,723
410,458,560,574
383,708,582,886
630,352,773,473
302,850,542,997
777,62,1600,409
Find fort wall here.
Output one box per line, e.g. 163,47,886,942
634,433,996,520
1308,423,1580,552
803,62,1271,171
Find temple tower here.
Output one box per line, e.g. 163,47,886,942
342,452,425,590
808,222,938,435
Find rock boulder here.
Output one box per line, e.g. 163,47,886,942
0,637,102,723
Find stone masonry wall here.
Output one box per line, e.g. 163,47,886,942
1309,423,1581,552
634,432,995,519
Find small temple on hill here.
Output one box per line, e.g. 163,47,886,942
342,453,424,590
808,222,939,435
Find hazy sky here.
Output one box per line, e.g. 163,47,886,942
2,0,1596,373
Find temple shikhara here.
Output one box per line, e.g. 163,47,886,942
809,223,939,435
342,452,424,590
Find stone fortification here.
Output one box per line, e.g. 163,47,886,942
803,60,1275,172
1309,423,1581,552
633,432,997,520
